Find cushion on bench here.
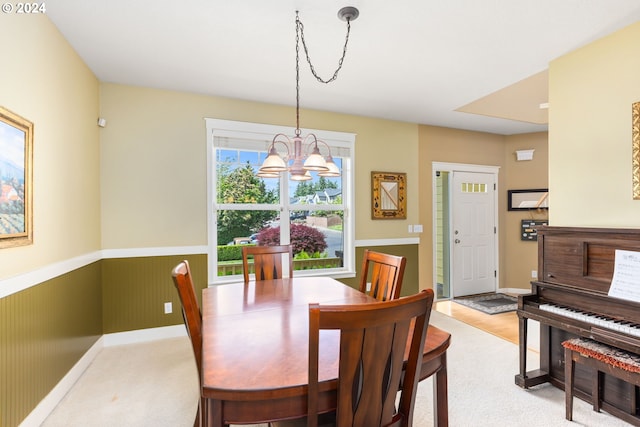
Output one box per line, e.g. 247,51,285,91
562,338,640,373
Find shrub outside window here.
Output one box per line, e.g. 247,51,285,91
206,119,355,284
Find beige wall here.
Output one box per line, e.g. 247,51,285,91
0,15,100,280
417,126,506,291
99,83,419,248
549,21,640,226
418,126,549,293
504,132,548,289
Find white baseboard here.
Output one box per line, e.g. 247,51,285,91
20,325,188,426
103,324,187,346
498,287,531,295
355,238,419,247
19,336,105,427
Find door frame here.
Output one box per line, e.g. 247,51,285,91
431,162,500,300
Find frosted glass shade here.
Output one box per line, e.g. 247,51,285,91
303,146,329,171
319,158,340,177
260,147,288,172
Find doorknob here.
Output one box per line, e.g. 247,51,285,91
454,239,460,244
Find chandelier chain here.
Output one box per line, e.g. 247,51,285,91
259,9,356,179
295,16,301,134
296,13,352,85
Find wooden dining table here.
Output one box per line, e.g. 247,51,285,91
201,276,450,427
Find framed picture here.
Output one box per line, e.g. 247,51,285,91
371,171,406,219
633,102,640,199
0,107,33,248
507,189,548,211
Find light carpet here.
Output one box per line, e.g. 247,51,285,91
41,311,630,427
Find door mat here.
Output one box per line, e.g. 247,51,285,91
453,293,517,315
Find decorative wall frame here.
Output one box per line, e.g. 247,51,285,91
508,188,548,211
633,102,640,199
371,171,406,219
0,107,33,248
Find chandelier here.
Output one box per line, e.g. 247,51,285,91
258,7,359,181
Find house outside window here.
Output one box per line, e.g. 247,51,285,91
205,119,356,284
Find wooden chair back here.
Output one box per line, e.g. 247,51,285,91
242,244,293,283
359,249,407,301
171,260,205,427
307,289,434,427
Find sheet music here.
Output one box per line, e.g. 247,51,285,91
608,249,640,302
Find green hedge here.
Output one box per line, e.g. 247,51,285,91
217,245,332,262
218,244,256,261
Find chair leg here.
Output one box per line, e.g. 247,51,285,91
433,354,449,427
194,397,203,427
194,397,213,427
565,347,575,421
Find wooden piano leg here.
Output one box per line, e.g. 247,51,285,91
565,346,575,421
518,315,528,380
516,319,551,389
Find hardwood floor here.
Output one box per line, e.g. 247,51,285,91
434,300,519,345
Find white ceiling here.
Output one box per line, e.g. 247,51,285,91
47,1,640,135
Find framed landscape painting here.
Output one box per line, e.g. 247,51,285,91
0,107,33,248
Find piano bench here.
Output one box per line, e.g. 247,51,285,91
563,338,640,426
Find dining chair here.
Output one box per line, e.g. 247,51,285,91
359,249,407,301
273,289,434,427
242,244,293,283
171,260,210,427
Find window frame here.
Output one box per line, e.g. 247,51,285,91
205,118,356,284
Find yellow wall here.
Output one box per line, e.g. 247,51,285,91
0,15,551,292
99,83,419,248
0,14,100,280
549,21,640,226
0,14,102,427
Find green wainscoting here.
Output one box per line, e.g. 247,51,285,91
101,255,208,333
1,247,417,426
338,244,419,297
0,262,102,427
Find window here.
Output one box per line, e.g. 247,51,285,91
206,119,356,284
460,182,487,193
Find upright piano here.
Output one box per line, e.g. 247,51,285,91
516,226,640,422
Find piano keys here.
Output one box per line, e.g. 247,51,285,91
516,226,640,424
538,303,640,338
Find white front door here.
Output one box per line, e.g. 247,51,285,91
452,171,496,297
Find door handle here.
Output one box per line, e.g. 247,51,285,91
454,239,460,244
